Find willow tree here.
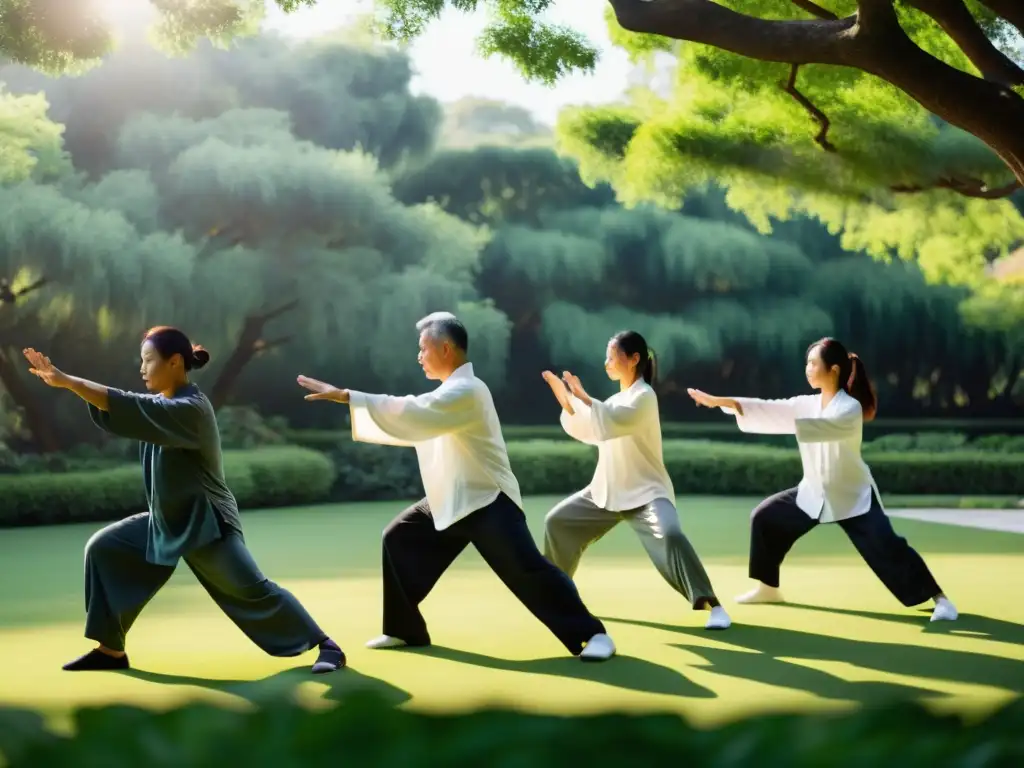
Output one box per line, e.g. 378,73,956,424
0,23,441,177
0,181,200,451
110,107,501,409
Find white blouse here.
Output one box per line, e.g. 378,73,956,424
561,380,675,512
348,363,523,530
721,389,879,523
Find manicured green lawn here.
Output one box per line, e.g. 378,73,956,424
1,496,1021,730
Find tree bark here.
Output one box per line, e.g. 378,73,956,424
904,0,1024,86
0,346,62,453
208,300,298,410
977,0,1024,38
606,0,1024,185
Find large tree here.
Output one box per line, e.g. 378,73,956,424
3,2,1018,184
399,143,1021,417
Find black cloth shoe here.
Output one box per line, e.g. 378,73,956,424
311,638,346,674
63,649,130,671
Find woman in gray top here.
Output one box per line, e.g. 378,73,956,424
23,326,344,674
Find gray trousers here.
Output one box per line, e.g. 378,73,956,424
84,513,327,654
543,491,719,609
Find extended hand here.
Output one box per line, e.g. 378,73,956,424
297,375,349,403
686,388,743,416
23,348,69,388
541,370,574,415
561,371,587,402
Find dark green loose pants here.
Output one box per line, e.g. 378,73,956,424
83,513,327,654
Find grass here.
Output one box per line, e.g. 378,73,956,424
0,496,1021,732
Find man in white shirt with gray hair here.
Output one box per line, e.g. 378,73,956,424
297,311,616,661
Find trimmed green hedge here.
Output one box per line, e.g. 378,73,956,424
312,436,1023,501
1,694,1022,767
504,440,1024,496
0,447,336,527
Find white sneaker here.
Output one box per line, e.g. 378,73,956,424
579,633,616,661
735,583,785,604
365,635,409,649
705,605,732,630
930,597,958,622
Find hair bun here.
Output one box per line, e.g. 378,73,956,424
191,345,211,370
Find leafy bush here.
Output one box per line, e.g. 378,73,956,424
505,440,1023,496
309,436,1023,502
970,434,1024,453
865,432,970,453
0,447,336,527
1,694,1022,767
215,406,288,450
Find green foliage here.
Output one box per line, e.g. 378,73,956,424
439,97,554,150
3,682,1024,766
213,405,288,449
0,86,69,183
0,447,335,526
286,432,1024,503
504,439,1024,497
0,1,312,74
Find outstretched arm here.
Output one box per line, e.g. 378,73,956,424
299,373,479,447
348,385,479,447
89,392,204,449
23,348,109,410
688,388,801,435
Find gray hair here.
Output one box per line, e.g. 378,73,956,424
416,311,469,352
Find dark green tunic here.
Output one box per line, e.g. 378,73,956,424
81,383,326,655
89,383,242,566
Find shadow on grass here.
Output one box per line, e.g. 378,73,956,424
411,645,715,699
601,616,1023,702
121,666,412,707
782,602,1024,645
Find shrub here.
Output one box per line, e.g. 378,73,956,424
0,447,336,528
1,695,1022,767
970,434,1024,453
311,436,1023,502
503,440,1024,496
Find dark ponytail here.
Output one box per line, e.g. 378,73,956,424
808,337,877,421
612,330,657,387
143,326,211,371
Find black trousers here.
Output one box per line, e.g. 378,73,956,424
748,488,943,607
381,493,606,655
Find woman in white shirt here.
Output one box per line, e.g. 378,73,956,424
541,330,732,631
687,337,958,623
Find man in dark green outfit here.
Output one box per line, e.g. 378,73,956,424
23,326,344,674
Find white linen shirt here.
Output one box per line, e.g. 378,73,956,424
347,363,522,531
722,389,880,523
560,379,675,512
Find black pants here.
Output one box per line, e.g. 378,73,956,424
381,493,606,655
748,488,943,607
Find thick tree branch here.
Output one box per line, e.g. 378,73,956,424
790,1,838,21
782,65,837,152
891,177,1022,198
905,0,1024,85
608,0,858,65
254,335,291,352
977,0,1024,38
256,299,299,323
606,0,1024,185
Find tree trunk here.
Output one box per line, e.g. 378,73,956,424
0,346,62,453
208,300,298,410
